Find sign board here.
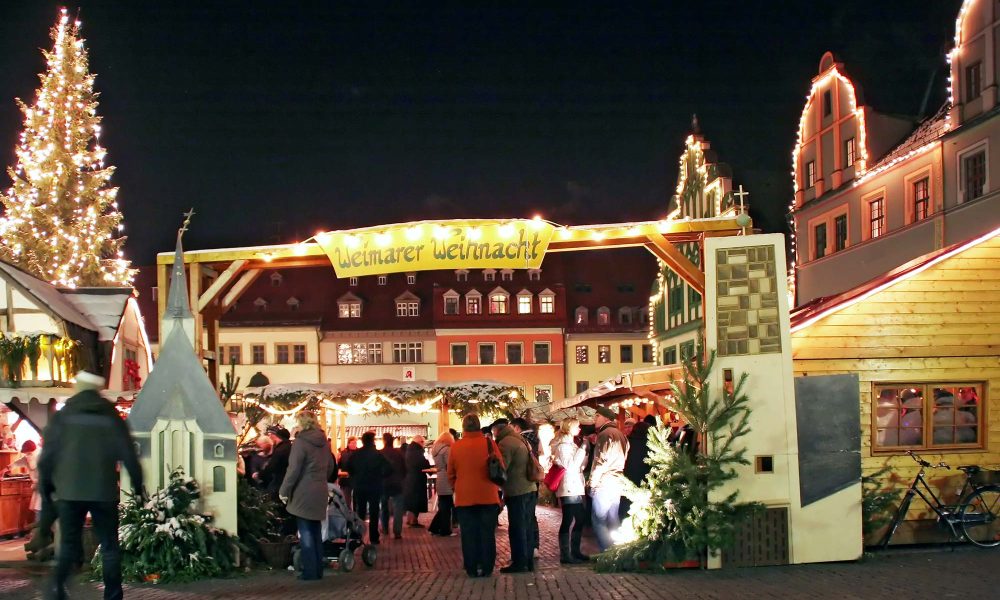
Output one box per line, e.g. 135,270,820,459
402,368,415,381
315,219,555,278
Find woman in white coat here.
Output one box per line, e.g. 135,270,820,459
551,418,589,564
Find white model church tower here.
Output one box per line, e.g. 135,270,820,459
123,222,238,533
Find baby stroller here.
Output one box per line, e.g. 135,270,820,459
293,484,376,572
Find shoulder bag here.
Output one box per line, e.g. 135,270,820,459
543,463,565,492
522,438,545,483
486,438,507,486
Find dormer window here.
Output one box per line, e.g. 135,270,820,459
596,306,611,326
395,291,420,317
286,297,300,311
349,277,358,286
455,269,469,282
618,306,633,324
270,272,283,287
407,273,416,285
337,292,362,318
516,289,533,314
488,287,510,314
253,297,268,312
378,275,387,286
527,269,541,281
443,289,460,315
538,288,555,314
500,269,514,282
574,306,588,325
466,289,482,315
483,269,496,282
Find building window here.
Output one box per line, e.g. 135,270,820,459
641,344,653,363
620,345,633,363
913,177,929,221
286,297,300,311
467,294,481,315
349,277,358,286
276,344,290,364
484,269,496,282
451,344,468,365
534,385,551,403
805,161,816,189
575,381,589,394
506,343,523,364
814,223,827,259
533,342,550,364
680,340,696,361
270,272,282,286
489,293,509,314
338,342,371,364
598,345,611,363
378,275,387,286
663,345,678,365
500,269,513,282
292,344,306,364
392,342,423,364
251,344,265,364
874,384,982,450
574,307,588,325
845,137,856,167
834,214,848,251
407,273,416,285
962,148,987,201
339,302,361,318
367,342,382,363
618,307,633,324
253,297,268,312
517,294,532,314
396,301,419,317
575,345,589,364
478,343,496,365
822,89,832,117
868,197,885,238
966,62,982,101
528,269,541,281
221,345,241,365
444,295,459,315
213,466,226,492
596,307,610,326
668,285,684,317
539,293,555,314
456,269,469,282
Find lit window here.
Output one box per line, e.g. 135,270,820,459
913,177,929,221
574,307,588,325
489,293,509,314
466,293,481,314
517,295,532,314
845,137,856,167
869,197,885,238
598,345,611,363
596,307,610,325
539,291,555,314
534,386,551,403
338,342,371,364
339,302,361,318
874,384,982,450
575,345,589,364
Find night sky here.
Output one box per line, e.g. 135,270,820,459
0,1,962,267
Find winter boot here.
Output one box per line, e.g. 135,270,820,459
570,528,589,561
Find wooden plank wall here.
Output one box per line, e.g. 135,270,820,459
791,235,1000,543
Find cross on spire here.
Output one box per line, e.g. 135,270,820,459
733,185,749,212
179,208,195,236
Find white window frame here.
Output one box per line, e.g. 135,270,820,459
517,291,532,314
478,342,496,365
407,273,416,285
500,269,514,282
378,275,387,286
456,269,469,282
349,277,358,286
443,291,460,315
466,290,482,315
505,342,523,364
527,269,541,281
533,384,552,403
539,290,555,314
483,269,496,282
489,290,510,314
533,341,551,364
450,343,468,365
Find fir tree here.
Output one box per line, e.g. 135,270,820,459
0,9,133,287
595,350,761,571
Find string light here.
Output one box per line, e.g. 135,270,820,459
0,9,133,287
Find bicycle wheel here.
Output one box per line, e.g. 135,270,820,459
960,485,1000,547
880,492,913,549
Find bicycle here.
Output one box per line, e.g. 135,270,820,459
880,450,1000,548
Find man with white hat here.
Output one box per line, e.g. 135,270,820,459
39,371,143,600
588,405,629,552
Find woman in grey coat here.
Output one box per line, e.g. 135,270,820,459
280,412,336,580
427,431,455,536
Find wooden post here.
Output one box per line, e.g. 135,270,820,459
438,399,449,438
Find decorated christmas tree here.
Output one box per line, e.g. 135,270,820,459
595,350,761,571
0,9,133,287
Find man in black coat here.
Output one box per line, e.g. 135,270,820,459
257,426,292,499
380,432,407,539
343,431,391,544
38,371,143,600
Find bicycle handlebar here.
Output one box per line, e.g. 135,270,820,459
906,450,950,469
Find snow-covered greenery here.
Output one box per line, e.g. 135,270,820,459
93,468,242,583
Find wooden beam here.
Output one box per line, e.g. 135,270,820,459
156,262,169,340
221,269,262,311
643,232,706,294
198,259,247,312
188,260,204,357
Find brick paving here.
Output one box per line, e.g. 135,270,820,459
1,506,998,599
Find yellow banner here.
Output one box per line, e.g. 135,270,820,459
315,219,556,278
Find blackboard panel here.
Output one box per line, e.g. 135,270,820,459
794,374,862,507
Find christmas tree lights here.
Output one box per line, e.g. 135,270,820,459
0,9,133,287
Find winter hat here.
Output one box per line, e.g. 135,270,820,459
266,425,291,441
594,405,617,420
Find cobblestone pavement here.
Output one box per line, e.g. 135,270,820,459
2,507,998,599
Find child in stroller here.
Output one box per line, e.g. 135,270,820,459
294,484,376,572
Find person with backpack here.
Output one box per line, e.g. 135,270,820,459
495,419,542,573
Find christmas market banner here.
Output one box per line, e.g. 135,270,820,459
314,219,555,278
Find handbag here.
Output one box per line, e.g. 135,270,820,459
486,438,507,486
522,438,545,483
543,463,566,492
